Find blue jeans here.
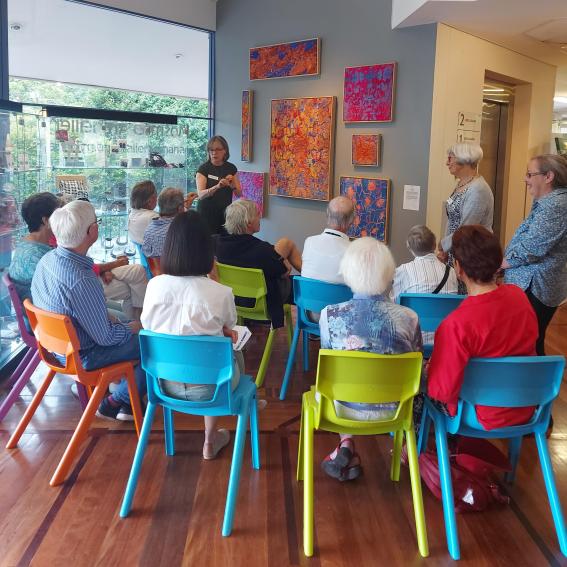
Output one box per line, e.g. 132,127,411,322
80,336,146,406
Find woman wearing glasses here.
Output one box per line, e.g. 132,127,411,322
502,154,567,355
196,135,242,235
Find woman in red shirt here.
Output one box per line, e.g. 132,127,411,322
427,225,538,430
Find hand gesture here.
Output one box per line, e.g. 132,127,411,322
115,255,129,268
128,321,143,334
184,192,198,208
101,271,114,285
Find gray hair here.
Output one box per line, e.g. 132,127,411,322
158,187,184,216
447,143,483,166
327,196,355,231
49,200,96,248
339,237,395,295
406,225,436,256
130,180,157,209
224,199,258,235
531,154,567,189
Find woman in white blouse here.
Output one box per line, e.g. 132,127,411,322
141,210,243,460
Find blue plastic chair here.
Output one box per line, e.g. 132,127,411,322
397,293,465,357
135,243,153,280
418,356,567,560
119,332,260,537
280,277,352,400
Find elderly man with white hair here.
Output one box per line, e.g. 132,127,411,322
318,237,422,482
215,199,302,329
31,200,146,421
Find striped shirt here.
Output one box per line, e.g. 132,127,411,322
142,216,174,258
31,247,132,352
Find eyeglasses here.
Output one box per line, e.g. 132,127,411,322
91,218,102,226
525,171,545,179
209,147,224,153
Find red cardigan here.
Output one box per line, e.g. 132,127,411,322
427,284,538,430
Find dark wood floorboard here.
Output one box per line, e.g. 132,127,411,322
0,304,566,566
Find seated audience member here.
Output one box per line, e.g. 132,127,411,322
319,237,422,481
301,195,354,284
426,225,538,430
215,199,302,328
128,180,158,245
391,225,458,302
31,200,146,421
141,211,244,459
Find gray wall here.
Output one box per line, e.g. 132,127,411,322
215,0,436,263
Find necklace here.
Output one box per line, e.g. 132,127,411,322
455,175,475,191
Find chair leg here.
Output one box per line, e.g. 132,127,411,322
255,328,276,388
6,369,56,449
49,382,108,486
280,324,301,401
297,402,305,481
302,330,310,372
125,368,143,437
390,430,403,482
4,347,35,389
303,407,315,557
417,405,430,455
222,407,250,537
406,427,429,557
249,395,260,470
506,436,523,484
0,350,40,421
435,420,460,560
535,432,567,556
120,402,157,517
163,407,175,456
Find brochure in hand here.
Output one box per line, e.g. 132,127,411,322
233,325,252,351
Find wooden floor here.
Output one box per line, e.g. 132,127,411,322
0,305,566,566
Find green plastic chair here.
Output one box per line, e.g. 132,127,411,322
297,349,428,558
216,262,293,387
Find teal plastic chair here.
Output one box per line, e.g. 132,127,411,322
135,243,153,280
298,349,428,558
280,276,352,400
216,262,292,388
397,293,466,357
119,332,260,537
418,356,567,560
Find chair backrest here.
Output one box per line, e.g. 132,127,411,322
315,349,422,428
397,293,466,332
135,243,153,280
138,331,235,410
294,276,352,325
23,299,83,375
216,262,269,320
2,273,36,348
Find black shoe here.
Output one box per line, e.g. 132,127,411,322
96,396,121,421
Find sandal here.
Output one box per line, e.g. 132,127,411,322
203,429,230,460
321,440,355,480
339,454,362,482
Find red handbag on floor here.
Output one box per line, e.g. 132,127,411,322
419,437,511,512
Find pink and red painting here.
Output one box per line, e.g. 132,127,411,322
343,62,397,123
235,171,265,217
241,90,253,162
249,38,320,80
352,134,381,166
269,96,335,201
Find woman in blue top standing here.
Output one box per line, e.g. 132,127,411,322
502,154,567,355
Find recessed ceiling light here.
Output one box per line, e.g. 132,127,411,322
9,23,22,31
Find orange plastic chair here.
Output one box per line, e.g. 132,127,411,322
148,257,162,276
6,300,144,486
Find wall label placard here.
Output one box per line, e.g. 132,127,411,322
457,111,481,132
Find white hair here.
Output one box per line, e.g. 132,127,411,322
339,237,395,295
447,143,483,166
224,199,257,235
49,200,96,248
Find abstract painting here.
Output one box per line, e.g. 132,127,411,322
352,134,381,166
343,62,397,123
235,171,265,217
241,90,253,162
250,38,320,80
339,176,390,241
269,96,335,201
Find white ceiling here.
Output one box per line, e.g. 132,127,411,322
7,0,210,100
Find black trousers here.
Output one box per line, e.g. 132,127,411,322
525,288,557,356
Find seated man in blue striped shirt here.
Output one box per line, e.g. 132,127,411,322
31,200,146,421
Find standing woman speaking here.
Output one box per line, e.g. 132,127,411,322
196,135,242,235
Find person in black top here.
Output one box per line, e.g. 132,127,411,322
196,135,242,235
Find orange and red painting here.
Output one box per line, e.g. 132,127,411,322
250,38,320,80
269,96,335,201
352,134,380,166
241,90,252,162
340,176,390,241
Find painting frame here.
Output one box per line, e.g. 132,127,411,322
343,62,397,123
241,90,253,162
269,96,336,202
351,134,381,167
235,171,266,218
249,38,321,81
339,175,391,242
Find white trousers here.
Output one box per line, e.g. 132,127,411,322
101,264,148,319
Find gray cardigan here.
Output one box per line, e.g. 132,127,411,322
441,176,494,252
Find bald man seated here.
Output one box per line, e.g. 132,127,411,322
302,195,354,285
